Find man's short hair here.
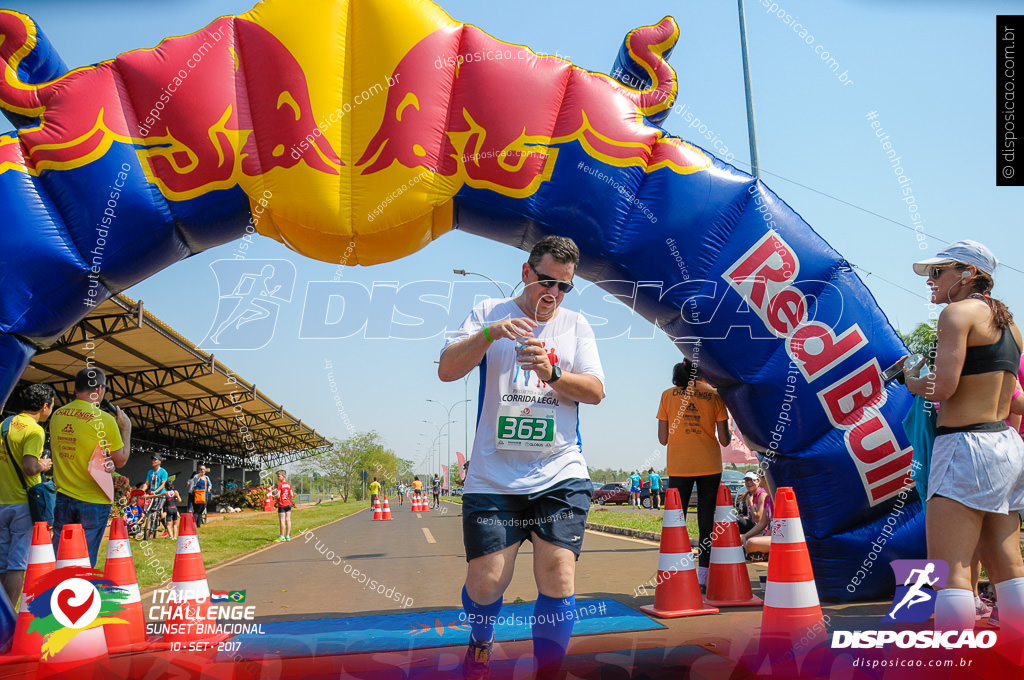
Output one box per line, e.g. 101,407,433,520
74,367,106,392
527,235,580,269
19,383,56,412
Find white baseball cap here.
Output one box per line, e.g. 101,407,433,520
913,240,998,277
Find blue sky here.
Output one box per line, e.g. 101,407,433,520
7,0,1022,475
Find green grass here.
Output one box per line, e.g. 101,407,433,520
96,500,366,589
587,508,699,537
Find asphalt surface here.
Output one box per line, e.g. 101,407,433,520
151,500,929,678
199,501,670,618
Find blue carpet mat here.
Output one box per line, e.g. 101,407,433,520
221,598,663,658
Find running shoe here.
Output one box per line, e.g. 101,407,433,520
276,536,286,542
462,637,493,680
285,536,291,541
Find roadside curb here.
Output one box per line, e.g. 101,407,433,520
584,522,661,543
585,522,705,549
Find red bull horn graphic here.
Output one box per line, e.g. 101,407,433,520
358,19,709,198
0,0,920,604
0,12,340,200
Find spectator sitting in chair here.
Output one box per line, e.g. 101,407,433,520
735,471,767,534
741,470,774,559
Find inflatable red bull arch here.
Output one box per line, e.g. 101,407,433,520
0,0,922,603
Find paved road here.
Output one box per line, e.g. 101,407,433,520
171,499,898,678
200,501,666,619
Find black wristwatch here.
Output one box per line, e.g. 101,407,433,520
547,365,562,383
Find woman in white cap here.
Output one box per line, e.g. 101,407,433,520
905,240,1024,632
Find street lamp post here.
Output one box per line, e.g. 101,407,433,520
453,269,510,297
737,0,761,179
427,399,470,494
421,420,443,476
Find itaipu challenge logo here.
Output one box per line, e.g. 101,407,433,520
26,567,131,657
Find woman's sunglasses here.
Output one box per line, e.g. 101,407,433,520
529,263,574,293
928,266,952,280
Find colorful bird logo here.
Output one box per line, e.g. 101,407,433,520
25,566,131,658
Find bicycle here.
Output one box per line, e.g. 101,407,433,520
143,497,165,540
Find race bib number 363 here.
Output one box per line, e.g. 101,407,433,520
496,404,555,453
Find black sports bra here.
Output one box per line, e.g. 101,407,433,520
961,326,1022,376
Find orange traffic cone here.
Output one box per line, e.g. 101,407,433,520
164,514,218,644
422,491,431,512
41,524,108,670
380,496,394,521
372,496,383,520
102,518,145,651
11,522,55,655
263,489,274,512
640,488,719,618
411,493,421,512
760,487,823,642
705,485,763,607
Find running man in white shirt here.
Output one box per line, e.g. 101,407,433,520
438,236,605,679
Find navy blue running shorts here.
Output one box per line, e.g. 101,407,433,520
462,478,592,562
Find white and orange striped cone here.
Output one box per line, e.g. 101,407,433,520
372,496,383,520
102,518,145,651
422,491,431,512
263,489,274,512
380,496,394,521
705,485,763,608
640,488,719,618
411,493,422,512
10,522,55,656
39,523,109,676
164,514,219,644
760,487,823,645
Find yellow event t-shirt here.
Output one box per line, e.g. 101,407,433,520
49,400,123,504
369,481,381,496
412,480,422,492
0,414,45,505
657,382,728,477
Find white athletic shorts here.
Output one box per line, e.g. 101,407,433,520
928,425,1024,514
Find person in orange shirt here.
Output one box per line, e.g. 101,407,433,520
412,477,423,505
657,359,731,588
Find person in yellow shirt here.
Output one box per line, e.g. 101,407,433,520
657,359,731,588
48,367,131,565
412,477,423,505
0,384,55,604
368,477,382,506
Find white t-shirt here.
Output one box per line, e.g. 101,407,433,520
442,297,605,494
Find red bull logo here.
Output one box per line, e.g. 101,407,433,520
358,18,710,198
0,12,339,200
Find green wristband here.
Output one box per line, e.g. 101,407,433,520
483,326,495,342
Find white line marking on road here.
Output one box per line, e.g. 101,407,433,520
422,528,436,544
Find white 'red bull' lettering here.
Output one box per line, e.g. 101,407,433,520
723,223,910,505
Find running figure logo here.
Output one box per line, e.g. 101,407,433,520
200,259,296,350
884,559,948,623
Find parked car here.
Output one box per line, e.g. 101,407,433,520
675,471,749,507
721,469,746,502
592,481,653,508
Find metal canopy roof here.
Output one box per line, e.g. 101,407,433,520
14,294,330,470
